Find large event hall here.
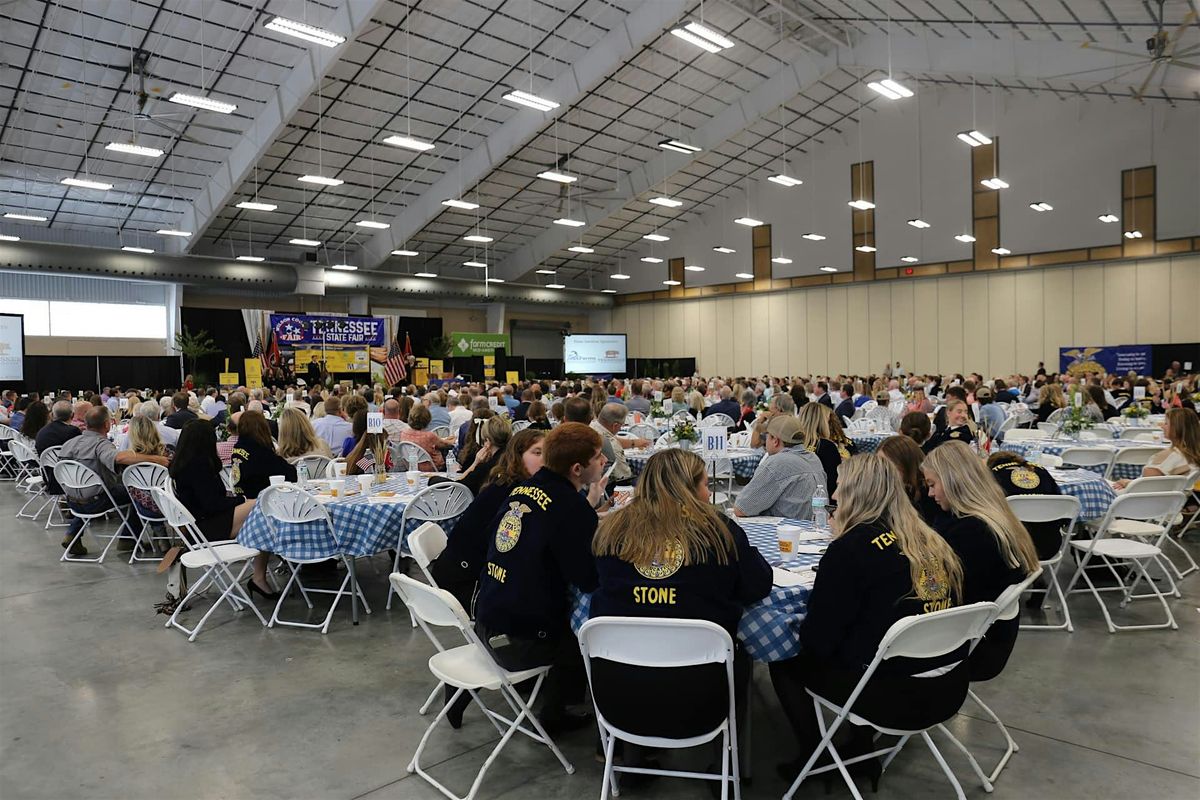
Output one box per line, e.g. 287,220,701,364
1,1,1199,798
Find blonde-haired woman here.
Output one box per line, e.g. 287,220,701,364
770,453,966,782
669,386,687,414
1034,383,1065,425
591,448,771,740
796,403,854,495
922,441,1038,680
276,406,332,460
127,414,167,458
687,389,706,418
1113,407,1200,489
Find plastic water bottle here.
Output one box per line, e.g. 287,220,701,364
445,450,459,477
296,460,309,488
1027,440,1043,467
811,483,829,531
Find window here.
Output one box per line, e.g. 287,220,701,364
0,299,50,335
48,301,168,339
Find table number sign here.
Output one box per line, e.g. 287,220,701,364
366,412,384,434
704,431,727,454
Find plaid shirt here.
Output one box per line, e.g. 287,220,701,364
735,443,824,520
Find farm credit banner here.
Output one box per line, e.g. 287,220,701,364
270,314,386,347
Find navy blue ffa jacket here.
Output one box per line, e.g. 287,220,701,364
988,455,1063,561
922,424,973,453
809,438,854,497
590,516,772,638
474,468,600,640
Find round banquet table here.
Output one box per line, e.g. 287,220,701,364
625,444,764,479
846,430,895,453
1000,438,1167,481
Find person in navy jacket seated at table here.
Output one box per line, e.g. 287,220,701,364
473,422,607,732
589,447,771,741
703,386,741,421
769,454,967,788
834,383,856,422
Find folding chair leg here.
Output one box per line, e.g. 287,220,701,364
921,730,969,800
599,728,619,800
784,697,857,800
418,682,444,715
936,723,994,792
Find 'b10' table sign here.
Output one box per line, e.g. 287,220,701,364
366,412,384,434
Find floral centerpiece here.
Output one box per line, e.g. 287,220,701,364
755,400,770,415
650,400,668,419
1121,402,1150,423
1060,387,1095,437
669,418,699,447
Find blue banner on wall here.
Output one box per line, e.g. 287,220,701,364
270,314,386,347
1059,345,1152,376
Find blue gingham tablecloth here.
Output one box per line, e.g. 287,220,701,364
1043,468,1119,520
846,431,895,453
237,475,463,560
1000,439,1165,481
572,518,828,663
625,446,764,479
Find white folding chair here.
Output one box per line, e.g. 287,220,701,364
1112,396,1129,410
292,454,333,480
729,430,752,448
1002,429,1046,443
257,484,371,634
38,446,70,529
699,413,734,428
580,617,742,800
121,462,175,563
1046,408,1066,425
387,482,474,612
1180,469,1200,534
0,425,18,481
10,439,49,520
431,425,452,439
1105,476,1197,582
782,603,998,800
627,423,658,441
1105,445,1162,480
936,570,1044,792
1064,491,1187,632
993,415,1018,441
510,419,532,433
219,465,235,493
150,487,267,641
1057,447,1114,476
408,521,452,716
654,431,677,447
1119,428,1159,440
1036,422,1058,434
396,441,436,472
390,574,574,800
53,460,136,563
1008,495,1081,633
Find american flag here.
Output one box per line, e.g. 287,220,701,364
252,330,267,372
384,335,407,387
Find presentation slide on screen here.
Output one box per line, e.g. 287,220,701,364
0,314,24,382
564,334,626,374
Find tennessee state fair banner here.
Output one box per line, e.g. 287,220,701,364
1059,345,1152,376
271,314,387,347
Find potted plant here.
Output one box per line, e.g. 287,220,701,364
669,418,699,448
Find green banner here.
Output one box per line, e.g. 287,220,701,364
449,331,510,356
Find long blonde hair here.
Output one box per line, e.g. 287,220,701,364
796,402,830,450
127,414,165,456
1039,383,1065,410
835,454,964,600
277,406,332,459
922,441,1039,572
594,448,734,566
1164,407,1200,468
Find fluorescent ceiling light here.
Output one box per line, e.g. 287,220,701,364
641,256,663,263
553,218,585,227
545,283,566,289
659,139,701,154
980,177,1009,190
299,174,344,187
991,247,1011,255
854,245,877,253
712,246,736,253
331,263,358,271
819,266,838,273
684,265,705,272
643,233,669,242
503,90,558,111
536,269,557,275
463,261,487,268
486,277,505,283
414,271,438,278
957,130,991,147
121,246,153,254
734,216,762,227
290,238,321,247
355,219,390,229
442,198,479,210
537,170,576,183
734,272,754,279
955,233,976,243
0,235,19,242
1123,230,1143,239
61,177,112,191
662,279,681,286
848,199,875,210
907,218,931,229
1029,201,1054,212
463,234,493,243
568,245,594,253
237,255,265,262
4,212,47,222
1098,213,1119,223
382,134,435,152
156,228,191,237
105,142,163,158
670,22,735,53
768,174,803,187
649,196,683,208
168,93,236,114
601,288,617,293
901,256,919,263
771,256,792,264
801,233,826,241
867,78,914,100
265,16,345,47
611,272,631,280
392,249,419,256
236,201,277,211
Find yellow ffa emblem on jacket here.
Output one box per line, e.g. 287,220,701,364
836,443,851,460
916,559,952,612
635,539,685,580
1010,467,1041,490
495,501,531,553
230,461,242,493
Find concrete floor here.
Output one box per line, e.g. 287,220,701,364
0,487,1197,800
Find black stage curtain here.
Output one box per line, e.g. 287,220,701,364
23,356,181,395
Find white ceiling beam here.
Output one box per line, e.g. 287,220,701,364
171,0,386,254
356,0,693,270
761,0,851,48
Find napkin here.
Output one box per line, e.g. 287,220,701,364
793,543,828,555
772,566,816,588
367,495,408,504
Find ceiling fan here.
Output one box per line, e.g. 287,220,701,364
1068,1,1198,99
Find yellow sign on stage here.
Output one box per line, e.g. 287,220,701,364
505,370,520,385
295,348,369,373
482,355,495,366
218,372,240,390
482,354,496,379
414,357,429,386
429,359,444,376
243,359,263,389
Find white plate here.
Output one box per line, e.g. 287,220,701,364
772,566,816,588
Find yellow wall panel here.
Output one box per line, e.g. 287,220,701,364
806,289,829,376
987,272,1016,376
714,298,734,374
1102,263,1137,345
890,281,915,372
867,283,892,373
732,296,754,375
937,277,964,373
826,287,849,376
767,293,790,376
683,301,701,371
1013,271,1044,375
1169,255,1200,343
1135,259,1171,343
612,307,630,357
961,275,990,376
748,295,770,375
1071,265,1105,346
697,300,717,374
789,291,808,376
912,280,937,374
846,285,870,375
666,302,684,359
1043,268,1075,365
651,303,669,358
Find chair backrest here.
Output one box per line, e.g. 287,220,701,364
848,418,873,431
286,401,311,416
578,616,733,669
728,430,751,448
1006,493,1081,525
1112,396,1128,409
0,425,14,441
510,419,532,433
8,438,37,465
1110,445,1162,467
875,602,998,663
1046,408,1066,424
699,413,733,427
397,441,434,470
220,465,235,493
627,423,659,441
996,415,1018,435
53,459,104,493
149,485,195,528
1036,422,1058,433
1003,429,1046,442
404,481,474,522
121,462,170,492
993,567,1045,622
258,483,330,524
431,425,451,439
1122,475,1189,494
1077,430,1108,441
1119,428,1159,440
1058,447,1114,469
408,521,448,570
293,454,333,479
1095,491,1187,536
671,410,693,422
389,573,471,630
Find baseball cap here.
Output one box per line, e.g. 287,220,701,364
976,386,994,400
766,415,805,445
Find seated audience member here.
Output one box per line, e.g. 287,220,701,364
877,435,939,522
749,393,796,450
734,416,824,520
933,385,974,431
975,386,1007,442
795,403,851,496
36,400,81,456
380,398,410,443
18,399,48,441
399,405,448,471
625,380,651,415
922,442,1039,681
1086,384,1118,421
1113,407,1200,488
864,391,900,431
687,390,707,419
230,411,296,499
589,448,771,739
163,392,196,429
590,402,649,485
512,389,534,422
216,414,240,466
905,386,933,415
923,399,975,453
58,406,169,555
834,383,856,422
735,389,758,431
426,392,452,428
276,406,332,461
311,396,353,452
525,400,552,430
127,414,169,460
770,454,966,778
70,401,92,431
457,406,496,465
899,411,931,446
122,399,180,449
473,423,606,731
346,427,393,476
340,409,367,458
985,451,1063,561
442,416,511,494
564,395,616,468
669,386,688,415
704,387,740,421
447,395,472,431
